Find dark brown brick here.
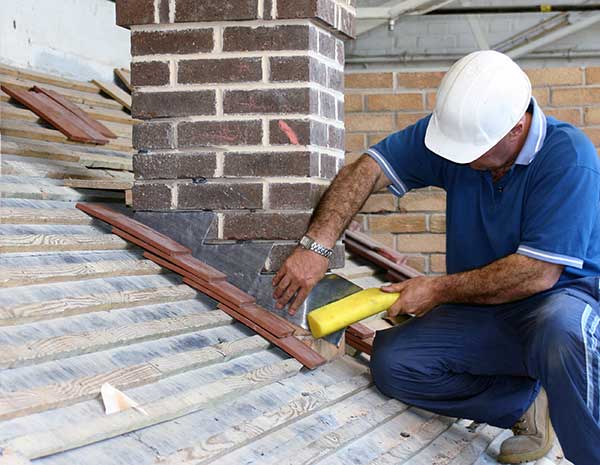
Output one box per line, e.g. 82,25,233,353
223,25,316,52
134,152,217,179
339,7,356,38
223,151,319,177
269,182,326,209
269,57,326,86
320,154,338,179
158,0,170,22
131,61,170,87
133,122,175,150
320,91,336,119
264,0,274,19
319,31,336,60
132,91,215,119
336,40,344,65
328,125,344,150
336,99,344,121
131,29,213,55
277,0,335,26
133,183,173,210
178,58,262,84
178,120,263,147
221,212,311,240
223,88,316,115
174,0,258,22
116,0,155,27
269,119,327,146
327,67,344,92
264,242,344,271
177,182,263,210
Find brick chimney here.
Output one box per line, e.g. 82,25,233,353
117,0,355,283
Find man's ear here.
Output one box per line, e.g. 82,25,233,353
509,114,527,139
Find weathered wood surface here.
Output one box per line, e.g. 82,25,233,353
0,258,161,288
0,233,129,253
3,359,302,460
0,284,194,325
64,178,133,191
157,373,373,465
0,180,122,202
0,335,268,421
115,68,132,92
0,311,233,368
0,64,99,93
0,208,93,225
91,80,132,110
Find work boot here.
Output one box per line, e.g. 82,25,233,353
497,389,554,464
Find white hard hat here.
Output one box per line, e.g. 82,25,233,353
425,50,532,164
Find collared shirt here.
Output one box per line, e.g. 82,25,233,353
366,99,600,282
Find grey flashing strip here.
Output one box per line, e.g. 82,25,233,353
517,245,584,269
365,148,408,196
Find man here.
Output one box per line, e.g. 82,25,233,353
272,51,600,465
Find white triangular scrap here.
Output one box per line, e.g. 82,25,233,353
100,383,148,416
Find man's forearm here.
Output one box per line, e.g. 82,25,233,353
434,253,563,305
306,155,385,248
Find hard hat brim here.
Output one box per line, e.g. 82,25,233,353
424,112,498,164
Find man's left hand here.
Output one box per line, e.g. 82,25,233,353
382,276,443,318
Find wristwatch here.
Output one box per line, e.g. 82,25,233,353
299,235,333,259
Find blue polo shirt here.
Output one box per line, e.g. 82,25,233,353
366,99,600,283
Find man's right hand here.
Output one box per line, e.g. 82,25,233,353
272,247,329,315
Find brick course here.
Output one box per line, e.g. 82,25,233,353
346,66,600,274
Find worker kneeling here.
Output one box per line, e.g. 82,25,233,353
274,50,600,465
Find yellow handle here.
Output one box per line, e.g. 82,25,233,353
307,288,400,338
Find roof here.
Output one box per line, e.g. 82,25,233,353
0,63,569,465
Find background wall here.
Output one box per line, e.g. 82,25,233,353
345,66,600,274
0,0,130,81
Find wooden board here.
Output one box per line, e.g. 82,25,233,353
64,178,133,190
92,79,132,111
0,207,93,225
0,284,195,326
0,233,129,253
0,336,268,421
157,373,372,464
216,302,326,370
0,180,124,203
0,63,99,93
33,86,118,139
115,68,132,92
76,203,191,256
1,85,108,144
4,359,302,460
0,119,132,153
0,258,161,288
0,311,233,369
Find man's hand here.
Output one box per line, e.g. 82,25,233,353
382,276,443,318
272,248,329,314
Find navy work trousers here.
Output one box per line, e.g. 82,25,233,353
370,278,600,465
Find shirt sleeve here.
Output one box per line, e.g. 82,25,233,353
365,115,449,197
517,166,600,269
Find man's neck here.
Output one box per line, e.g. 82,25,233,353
491,112,533,182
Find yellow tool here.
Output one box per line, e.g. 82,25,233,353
307,288,400,338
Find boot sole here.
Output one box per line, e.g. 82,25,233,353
497,412,554,464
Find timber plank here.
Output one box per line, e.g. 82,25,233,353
0,208,93,225
155,374,372,465
0,259,162,288
344,237,422,279
1,138,133,171
92,79,132,110
1,85,108,144
0,181,124,202
167,253,227,283
0,284,195,325
76,203,191,256
0,119,132,152
0,233,129,253
34,86,118,139
115,68,132,92
63,178,133,190
186,276,255,309
0,64,99,93
346,333,374,356
347,323,375,339
3,359,302,460
216,302,326,370
0,311,233,368
0,336,268,421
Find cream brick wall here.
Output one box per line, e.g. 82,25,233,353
345,66,600,274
